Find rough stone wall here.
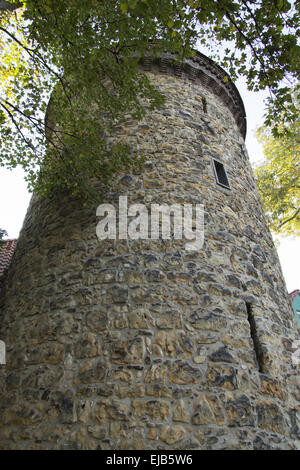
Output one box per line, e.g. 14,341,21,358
0,64,299,450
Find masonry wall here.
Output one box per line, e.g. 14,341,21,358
0,64,299,450
292,295,300,329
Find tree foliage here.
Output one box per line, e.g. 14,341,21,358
255,119,300,236
0,0,299,201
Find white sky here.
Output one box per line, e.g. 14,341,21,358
0,77,299,293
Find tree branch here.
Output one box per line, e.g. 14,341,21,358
217,2,273,94
239,0,279,65
0,25,74,108
1,97,82,152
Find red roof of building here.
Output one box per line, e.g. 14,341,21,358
0,239,17,286
289,289,300,303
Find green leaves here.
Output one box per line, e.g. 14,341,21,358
254,118,300,237
0,0,299,203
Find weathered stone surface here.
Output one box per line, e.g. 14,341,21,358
77,360,107,384
104,287,129,304
224,392,255,427
114,384,145,398
159,425,187,445
260,375,284,400
118,439,148,450
87,425,106,440
145,364,167,384
146,384,172,398
206,395,226,426
152,331,193,358
0,54,298,451
192,396,216,425
168,360,202,385
173,399,190,423
110,337,145,364
156,310,182,329
132,400,170,420
187,311,227,331
74,332,102,359
24,343,64,365
92,399,131,423
256,400,289,436
209,346,236,363
128,309,153,329
206,365,238,390
86,311,107,333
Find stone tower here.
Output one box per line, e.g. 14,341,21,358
0,51,299,450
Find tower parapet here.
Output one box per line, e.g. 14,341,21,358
140,50,247,139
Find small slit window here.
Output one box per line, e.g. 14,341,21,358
212,159,231,189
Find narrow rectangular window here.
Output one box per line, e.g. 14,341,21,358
212,159,231,189
246,302,264,373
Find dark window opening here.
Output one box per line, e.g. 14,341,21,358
201,97,207,114
246,302,264,373
212,159,231,189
